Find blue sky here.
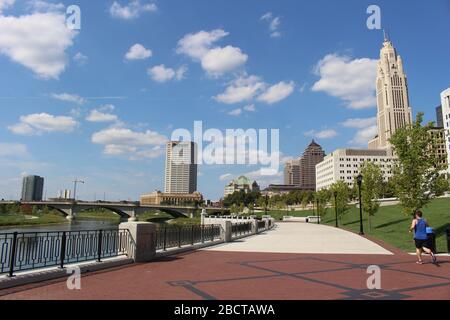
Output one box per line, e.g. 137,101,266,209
0,0,449,201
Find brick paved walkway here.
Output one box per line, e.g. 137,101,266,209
0,223,448,300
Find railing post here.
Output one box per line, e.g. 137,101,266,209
59,231,67,269
201,224,204,243
8,232,18,278
211,225,214,241
163,226,167,251
178,227,182,248
97,230,103,262
191,225,194,245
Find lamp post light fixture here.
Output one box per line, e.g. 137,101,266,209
73,178,85,201
264,194,269,216
356,174,364,235
333,190,338,228
316,199,320,224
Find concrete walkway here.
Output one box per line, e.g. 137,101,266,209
204,222,393,255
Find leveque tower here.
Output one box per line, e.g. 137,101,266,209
368,34,413,151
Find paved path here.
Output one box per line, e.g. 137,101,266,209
205,223,392,255
0,223,448,300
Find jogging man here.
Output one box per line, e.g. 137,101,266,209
409,210,437,264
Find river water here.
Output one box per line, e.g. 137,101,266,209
0,219,120,234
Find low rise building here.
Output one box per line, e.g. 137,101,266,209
316,149,395,191
224,176,259,197
140,191,203,206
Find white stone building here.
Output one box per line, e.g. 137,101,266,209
164,141,198,194
315,149,395,191
440,88,450,173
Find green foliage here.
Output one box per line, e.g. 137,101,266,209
360,161,383,230
223,190,261,207
390,113,446,215
315,189,330,217
330,180,350,222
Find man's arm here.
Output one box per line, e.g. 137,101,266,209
409,219,416,232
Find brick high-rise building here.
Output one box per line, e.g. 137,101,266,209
299,140,325,190
284,140,325,190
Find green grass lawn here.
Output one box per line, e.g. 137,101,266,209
76,210,121,221
256,209,314,220
0,213,67,227
321,198,450,253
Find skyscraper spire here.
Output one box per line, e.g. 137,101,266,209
383,29,389,42
368,34,412,151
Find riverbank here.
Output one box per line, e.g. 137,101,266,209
0,213,67,227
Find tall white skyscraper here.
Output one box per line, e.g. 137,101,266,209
164,141,198,194
440,88,450,173
368,34,413,150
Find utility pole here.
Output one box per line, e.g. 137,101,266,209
73,178,85,201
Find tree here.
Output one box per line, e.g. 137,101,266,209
330,180,350,223
390,113,446,215
315,189,330,218
360,161,383,230
247,203,254,215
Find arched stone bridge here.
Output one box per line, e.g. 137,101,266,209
2,201,229,221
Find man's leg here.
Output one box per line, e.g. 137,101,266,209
416,248,423,263
423,246,437,263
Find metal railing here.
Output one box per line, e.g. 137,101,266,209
154,224,221,251
0,229,135,277
257,220,266,232
231,222,253,238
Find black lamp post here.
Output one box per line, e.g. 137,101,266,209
356,174,364,235
333,191,338,228
316,199,320,224
264,194,269,216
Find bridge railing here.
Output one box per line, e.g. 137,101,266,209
154,224,221,251
0,229,135,277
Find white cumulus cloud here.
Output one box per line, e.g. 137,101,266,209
349,125,378,147
177,29,247,76
257,81,295,104
0,11,78,79
227,108,242,116
91,127,167,160
8,113,78,135
51,93,86,105
86,105,118,123
109,0,157,20
125,43,152,60
148,64,187,83
261,12,282,38
304,129,338,139
214,75,265,104
312,54,377,109
200,45,248,76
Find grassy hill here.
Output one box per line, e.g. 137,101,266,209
321,198,450,253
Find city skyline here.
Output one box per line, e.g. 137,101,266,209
0,0,449,200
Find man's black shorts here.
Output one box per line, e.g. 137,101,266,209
414,238,430,249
